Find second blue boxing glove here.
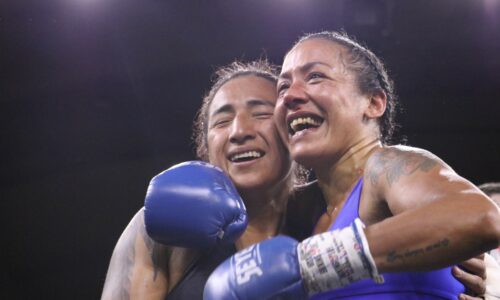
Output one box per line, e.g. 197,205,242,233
203,236,307,300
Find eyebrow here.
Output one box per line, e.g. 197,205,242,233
247,99,275,108
210,98,275,119
279,61,331,80
210,104,234,119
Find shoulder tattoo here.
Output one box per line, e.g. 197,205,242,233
367,148,437,187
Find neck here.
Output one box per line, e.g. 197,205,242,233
316,138,381,208
235,180,291,250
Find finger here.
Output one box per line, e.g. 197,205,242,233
475,253,485,260
457,257,487,279
453,266,486,295
458,294,483,300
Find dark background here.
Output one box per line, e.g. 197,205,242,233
2,0,499,298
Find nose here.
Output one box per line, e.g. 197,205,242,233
229,114,255,144
281,81,308,111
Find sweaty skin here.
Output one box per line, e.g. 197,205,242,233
101,60,492,299
275,37,499,279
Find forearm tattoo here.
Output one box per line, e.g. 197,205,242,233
386,238,450,263
367,148,437,187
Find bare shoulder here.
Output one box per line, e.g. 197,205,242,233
124,209,202,293
124,208,171,268
365,145,446,188
110,208,149,264
362,145,483,215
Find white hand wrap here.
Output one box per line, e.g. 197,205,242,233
297,218,384,295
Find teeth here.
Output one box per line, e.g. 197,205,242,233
289,117,321,132
231,151,262,162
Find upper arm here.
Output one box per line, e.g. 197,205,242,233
101,208,169,300
365,146,488,215
363,147,500,272
364,147,500,271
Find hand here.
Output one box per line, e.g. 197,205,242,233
144,161,247,248
454,254,486,300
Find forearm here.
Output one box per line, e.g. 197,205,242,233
367,195,500,273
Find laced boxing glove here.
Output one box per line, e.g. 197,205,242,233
144,161,248,249
203,219,384,299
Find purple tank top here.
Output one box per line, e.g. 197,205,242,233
311,178,465,299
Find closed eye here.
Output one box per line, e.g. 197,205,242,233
277,82,290,95
212,118,232,128
307,72,325,81
253,112,273,119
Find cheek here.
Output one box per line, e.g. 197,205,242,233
206,135,222,162
269,126,290,161
273,107,287,135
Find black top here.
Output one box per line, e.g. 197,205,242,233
165,243,236,300
285,180,326,241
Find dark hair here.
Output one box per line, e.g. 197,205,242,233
478,182,500,196
192,60,278,161
291,31,399,144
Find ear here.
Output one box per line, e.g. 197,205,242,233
364,89,387,119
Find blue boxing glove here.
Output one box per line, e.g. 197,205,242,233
204,219,384,300
144,161,248,249
203,236,308,300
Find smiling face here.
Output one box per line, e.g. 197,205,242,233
275,38,378,169
207,75,291,193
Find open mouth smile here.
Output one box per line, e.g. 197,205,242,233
288,115,323,136
229,150,264,163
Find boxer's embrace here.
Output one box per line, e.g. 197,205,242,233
101,61,492,300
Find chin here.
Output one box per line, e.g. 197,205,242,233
291,149,328,168
231,176,267,192
290,147,321,169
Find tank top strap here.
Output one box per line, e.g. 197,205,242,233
329,177,363,230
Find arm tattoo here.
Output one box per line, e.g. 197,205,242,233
386,238,450,263
105,218,138,299
139,217,167,281
103,212,167,299
367,148,437,187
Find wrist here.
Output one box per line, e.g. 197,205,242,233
297,218,384,296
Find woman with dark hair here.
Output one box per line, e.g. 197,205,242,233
101,60,319,299
205,32,499,300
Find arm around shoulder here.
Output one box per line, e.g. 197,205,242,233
364,146,500,272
